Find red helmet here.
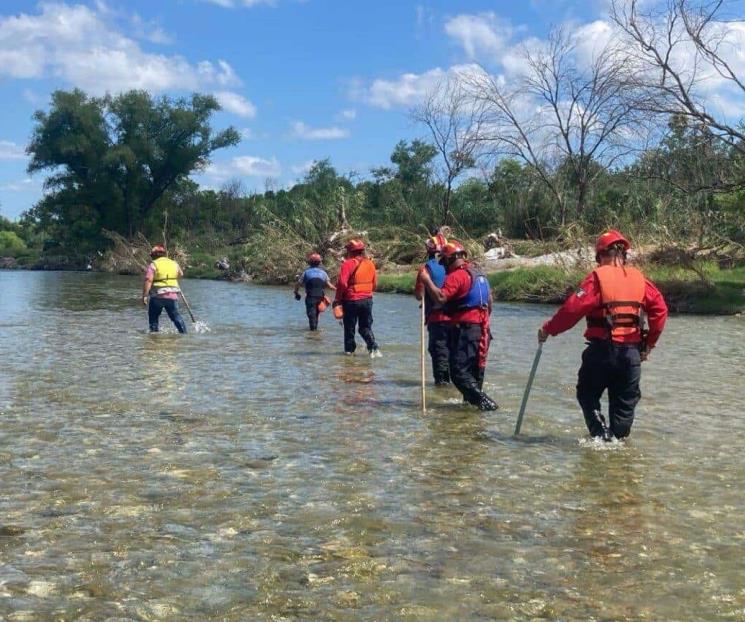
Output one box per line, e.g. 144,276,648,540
440,240,467,259
595,229,630,254
425,238,443,254
345,239,365,252
308,252,322,265
150,244,166,257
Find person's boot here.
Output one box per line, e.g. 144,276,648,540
477,392,499,411
434,371,450,386
590,410,613,442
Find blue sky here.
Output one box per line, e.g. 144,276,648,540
0,0,618,219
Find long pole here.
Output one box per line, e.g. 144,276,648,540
420,302,426,413
179,290,197,323
514,342,543,436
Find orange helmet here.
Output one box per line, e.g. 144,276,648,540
150,244,166,258
345,239,365,252
595,230,630,254
308,252,322,265
440,240,467,259
425,238,443,254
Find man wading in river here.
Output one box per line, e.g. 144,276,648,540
419,240,498,411
294,253,335,331
415,237,452,385
142,245,187,334
538,230,668,441
333,239,381,357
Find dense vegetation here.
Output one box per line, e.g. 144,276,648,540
1,1,745,312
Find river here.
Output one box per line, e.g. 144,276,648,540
0,271,743,620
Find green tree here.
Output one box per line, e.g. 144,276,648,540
26,88,240,251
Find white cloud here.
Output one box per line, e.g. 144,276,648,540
0,3,240,94
206,155,281,180
291,159,316,175
360,68,445,109
232,155,281,176
444,12,513,60
130,14,173,45
358,64,486,110
291,121,350,140
0,177,37,192
0,141,26,161
339,109,357,120
215,91,257,118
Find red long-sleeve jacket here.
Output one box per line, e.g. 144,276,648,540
334,257,377,303
542,270,668,348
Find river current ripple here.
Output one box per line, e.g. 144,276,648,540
0,271,743,620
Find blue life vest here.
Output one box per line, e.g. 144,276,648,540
424,258,446,316
457,266,490,310
302,267,329,298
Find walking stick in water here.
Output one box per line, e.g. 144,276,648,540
420,302,426,413
514,342,543,436
179,290,197,323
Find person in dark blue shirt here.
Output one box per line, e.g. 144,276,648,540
294,253,336,330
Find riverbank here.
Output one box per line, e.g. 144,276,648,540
376,263,745,314
4,249,745,315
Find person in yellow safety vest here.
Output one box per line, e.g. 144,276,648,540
142,245,187,333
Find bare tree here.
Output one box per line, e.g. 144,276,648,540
611,0,745,169
412,74,486,225
467,28,644,226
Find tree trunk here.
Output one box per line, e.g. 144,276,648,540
442,181,452,225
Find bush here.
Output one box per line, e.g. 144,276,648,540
0,231,27,256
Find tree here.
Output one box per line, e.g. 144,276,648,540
469,28,644,227
370,140,439,225
412,75,486,224
611,0,745,185
26,88,239,250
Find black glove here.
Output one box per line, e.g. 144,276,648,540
294,293,302,301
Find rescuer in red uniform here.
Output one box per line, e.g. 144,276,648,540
333,239,381,357
419,240,499,411
538,230,668,440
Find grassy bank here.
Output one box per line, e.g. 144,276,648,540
377,263,745,314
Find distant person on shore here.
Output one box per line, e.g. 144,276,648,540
419,240,498,410
142,245,187,334
333,239,381,357
414,238,452,385
294,252,335,331
538,229,668,441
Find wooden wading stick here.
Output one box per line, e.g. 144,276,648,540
514,342,543,436
179,290,197,323
420,302,426,412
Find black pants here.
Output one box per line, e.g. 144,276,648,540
428,322,452,384
577,340,642,439
148,297,187,334
342,298,377,353
448,323,484,404
305,296,321,331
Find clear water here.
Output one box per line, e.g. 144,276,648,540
1,271,743,620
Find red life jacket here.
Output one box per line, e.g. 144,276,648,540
586,265,645,341
348,258,376,295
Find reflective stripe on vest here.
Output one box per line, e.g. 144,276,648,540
348,258,376,294
424,258,446,315
152,257,180,289
588,265,645,339
445,266,490,312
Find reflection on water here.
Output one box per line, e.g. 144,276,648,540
1,270,744,620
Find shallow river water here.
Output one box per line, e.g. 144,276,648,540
1,271,744,621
